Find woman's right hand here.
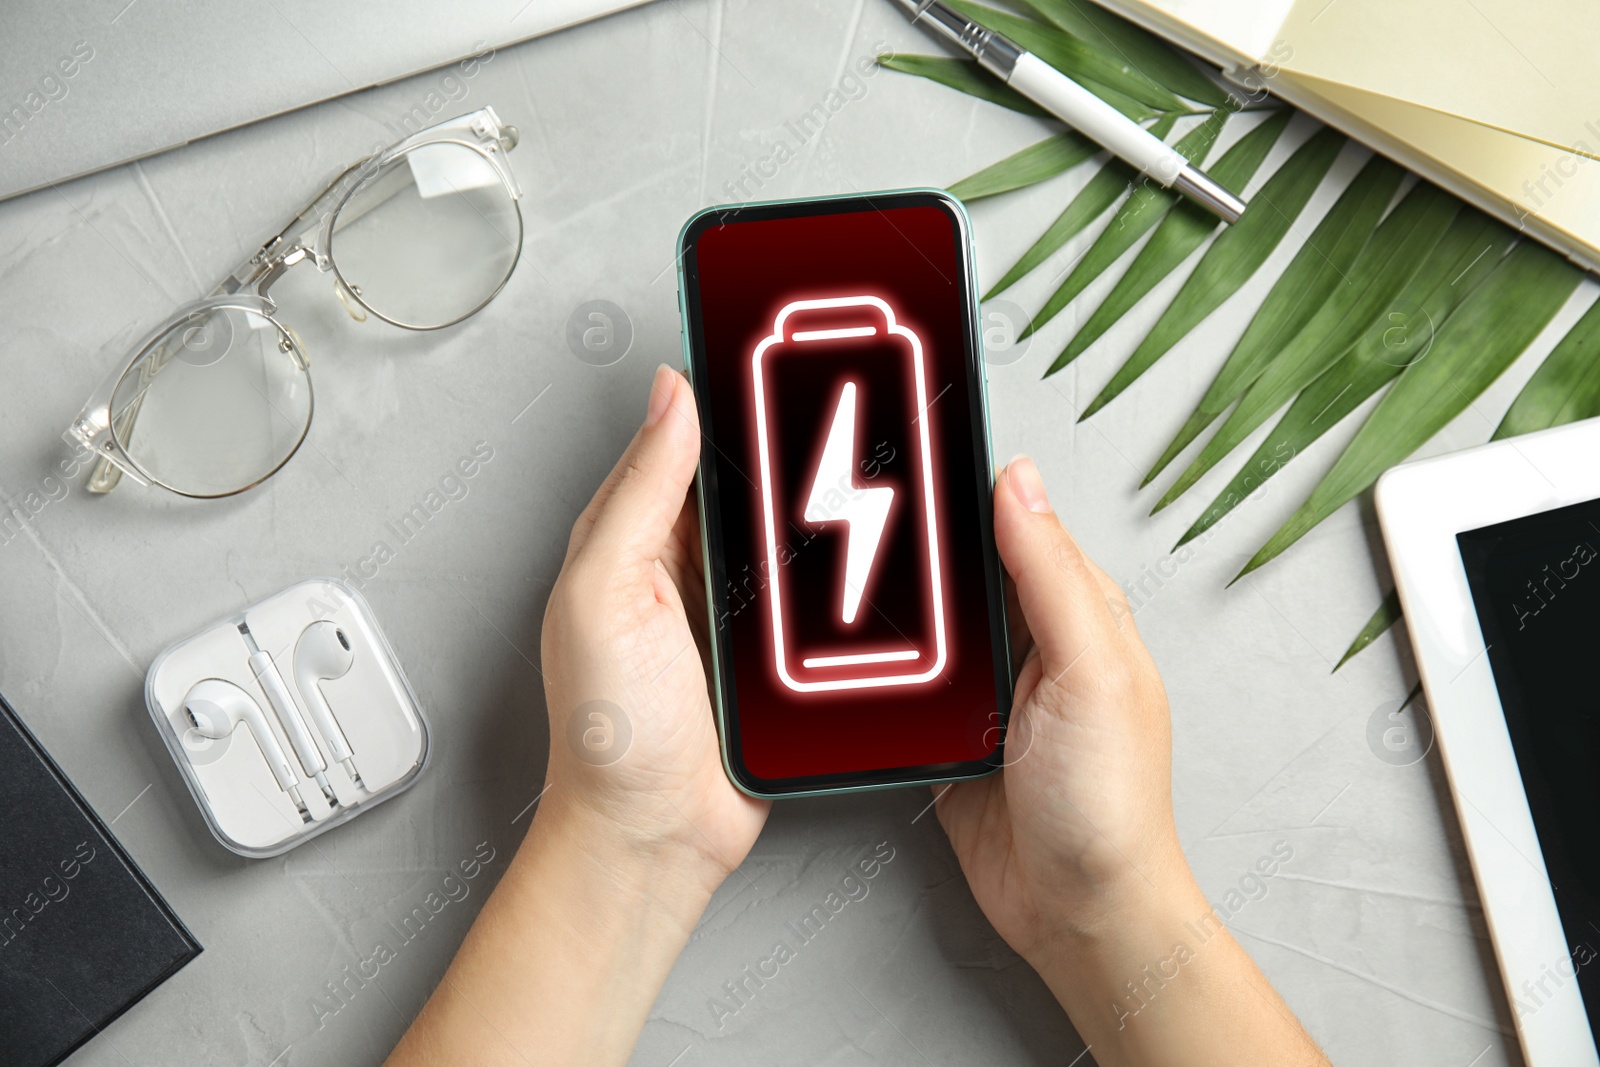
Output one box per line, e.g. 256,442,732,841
935,455,1189,955
935,456,1329,1067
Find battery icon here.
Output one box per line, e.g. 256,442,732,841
750,295,947,693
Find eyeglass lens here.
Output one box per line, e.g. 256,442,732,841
110,307,312,497
330,142,522,329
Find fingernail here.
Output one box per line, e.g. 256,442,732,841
645,364,675,426
1007,455,1051,513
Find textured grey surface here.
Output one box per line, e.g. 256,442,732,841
2,1,1593,1064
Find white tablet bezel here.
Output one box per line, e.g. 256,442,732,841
1376,415,1600,1067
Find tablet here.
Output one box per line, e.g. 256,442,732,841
1377,416,1600,1066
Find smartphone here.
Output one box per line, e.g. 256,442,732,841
677,189,1012,798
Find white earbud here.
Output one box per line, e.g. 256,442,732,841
294,621,362,784
182,679,310,821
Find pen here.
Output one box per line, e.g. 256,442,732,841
895,0,1247,223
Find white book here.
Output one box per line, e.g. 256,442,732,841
1094,0,1600,270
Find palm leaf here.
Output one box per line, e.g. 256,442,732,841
950,132,1101,201
876,54,1050,117
1493,293,1600,438
946,0,1183,115
1068,109,1293,400
881,5,1600,670
1156,179,1458,511
1174,209,1515,547
986,163,1135,299
1143,156,1404,489
1016,0,1229,107
1335,591,1403,670
1236,240,1586,580
986,114,1179,300
1329,240,1592,665
1027,116,1224,342
986,167,1131,300
1092,127,1346,423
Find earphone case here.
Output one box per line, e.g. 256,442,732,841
145,577,430,857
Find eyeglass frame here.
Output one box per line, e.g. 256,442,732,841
65,106,524,499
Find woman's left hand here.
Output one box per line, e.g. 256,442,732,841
538,362,769,889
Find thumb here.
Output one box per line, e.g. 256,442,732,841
568,364,700,569
992,456,1121,685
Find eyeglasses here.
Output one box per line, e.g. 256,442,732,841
66,107,524,499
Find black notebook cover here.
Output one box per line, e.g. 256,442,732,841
0,692,201,1066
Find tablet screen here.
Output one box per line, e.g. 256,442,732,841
1458,498,1600,1029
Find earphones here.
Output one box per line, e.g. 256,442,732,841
239,623,338,807
182,679,311,822
295,621,363,785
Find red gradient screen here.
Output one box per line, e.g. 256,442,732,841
681,195,1011,791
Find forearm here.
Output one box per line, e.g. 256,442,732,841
383,796,718,1067
1032,863,1329,1067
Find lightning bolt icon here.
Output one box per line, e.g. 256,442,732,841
805,381,894,625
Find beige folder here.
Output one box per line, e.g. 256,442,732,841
1094,0,1600,272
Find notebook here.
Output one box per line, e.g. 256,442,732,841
1093,0,1600,272
0,692,201,1067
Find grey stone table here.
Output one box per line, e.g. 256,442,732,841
4,1,1589,1063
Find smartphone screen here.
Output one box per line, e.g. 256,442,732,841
679,191,1011,796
